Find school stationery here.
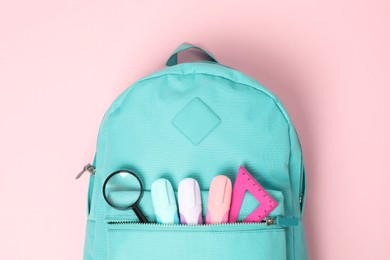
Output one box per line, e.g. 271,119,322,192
229,165,278,223
151,178,179,224
206,175,232,224
178,178,203,225
102,170,148,223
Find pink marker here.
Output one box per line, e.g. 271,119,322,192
206,175,232,224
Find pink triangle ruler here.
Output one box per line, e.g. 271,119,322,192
229,165,278,223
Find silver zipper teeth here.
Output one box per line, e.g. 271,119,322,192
107,217,276,226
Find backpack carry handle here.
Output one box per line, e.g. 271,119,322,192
166,43,218,66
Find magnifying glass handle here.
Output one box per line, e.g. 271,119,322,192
133,206,149,223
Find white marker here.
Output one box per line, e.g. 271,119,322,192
178,178,203,225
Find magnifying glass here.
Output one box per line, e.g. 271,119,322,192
102,170,148,223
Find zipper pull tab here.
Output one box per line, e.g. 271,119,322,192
276,216,299,227
75,163,96,179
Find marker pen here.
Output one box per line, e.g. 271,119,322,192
151,178,179,224
178,178,203,225
206,175,232,224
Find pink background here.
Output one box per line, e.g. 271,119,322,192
1,0,389,259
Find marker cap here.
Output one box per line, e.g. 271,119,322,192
206,175,232,224
151,178,179,224
178,178,203,225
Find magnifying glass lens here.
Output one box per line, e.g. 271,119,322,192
103,171,143,209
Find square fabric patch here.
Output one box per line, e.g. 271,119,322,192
172,97,221,145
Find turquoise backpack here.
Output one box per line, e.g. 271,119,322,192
81,43,308,260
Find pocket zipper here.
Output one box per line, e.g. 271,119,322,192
75,163,96,179
107,217,275,227
107,216,298,227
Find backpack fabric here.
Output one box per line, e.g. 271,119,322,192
83,43,308,260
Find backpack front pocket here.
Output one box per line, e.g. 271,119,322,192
107,222,287,260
